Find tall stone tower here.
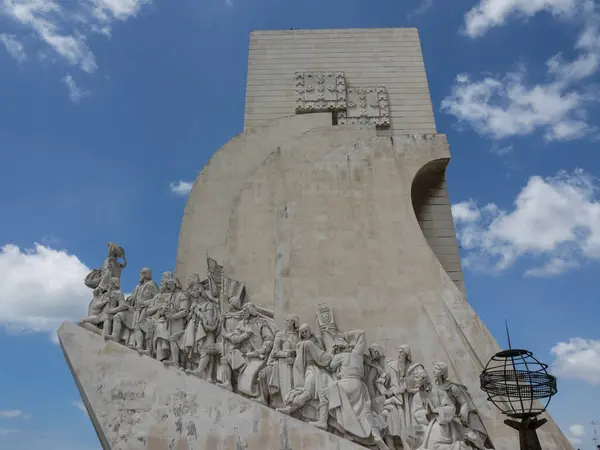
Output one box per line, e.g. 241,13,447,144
60,28,572,450
243,28,466,296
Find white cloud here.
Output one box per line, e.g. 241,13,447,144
462,0,585,38
552,338,600,384
62,74,88,103
570,424,586,438
524,257,580,276
0,243,91,341
0,0,150,73
169,180,193,197
0,409,31,420
490,144,513,155
452,169,600,274
407,0,433,19
0,428,21,436
445,0,600,142
441,71,595,142
568,436,582,446
0,33,26,62
451,200,482,223
72,400,87,414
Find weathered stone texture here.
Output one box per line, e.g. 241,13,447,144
58,321,368,450
244,28,464,295
175,117,572,449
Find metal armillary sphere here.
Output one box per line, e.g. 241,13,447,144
480,327,558,450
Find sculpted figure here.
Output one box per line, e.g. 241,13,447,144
324,330,389,450
412,366,465,450
391,345,425,428
150,272,189,365
365,343,386,403
278,324,333,424
368,344,405,450
258,313,300,406
97,277,126,338
84,242,127,294
217,295,246,391
128,268,159,350
433,362,488,450
134,273,169,357
183,274,220,381
80,277,123,333
220,303,277,398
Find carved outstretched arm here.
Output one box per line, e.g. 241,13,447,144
344,330,366,354
228,330,252,344
255,304,274,319
171,309,189,320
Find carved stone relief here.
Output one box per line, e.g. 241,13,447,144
338,87,390,128
294,71,391,129
295,71,347,113
78,247,491,450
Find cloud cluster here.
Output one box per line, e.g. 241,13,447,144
0,243,91,340
0,0,150,71
443,0,599,142
169,180,193,197
452,169,600,275
462,0,585,38
0,408,32,438
73,400,88,415
567,423,586,445
63,74,88,103
0,409,31,419
0,0,151,101
0,33,26,62
552,338,600,384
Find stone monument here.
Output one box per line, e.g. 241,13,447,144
58,28,573,450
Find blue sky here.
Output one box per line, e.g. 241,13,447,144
1,0,599,448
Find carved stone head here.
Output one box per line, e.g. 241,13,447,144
187,274,202,298
368,343,384,362
161,272,181,293
228,295,243,310
242,302,257,319
298,323,312,340
332,337,349,354
397,344,412,362
107,242,125,259
413,365,429,389
432,362,448,382
140,268,152,283
285,314,299,330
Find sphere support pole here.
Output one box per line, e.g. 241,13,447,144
504,417,548,450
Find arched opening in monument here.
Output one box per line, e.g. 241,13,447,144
410,158,466,295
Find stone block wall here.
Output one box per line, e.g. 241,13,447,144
244,28,465,295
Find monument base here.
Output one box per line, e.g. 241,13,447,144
58,321,368,450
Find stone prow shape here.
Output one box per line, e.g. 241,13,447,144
176,117,572,449
58,321,368,450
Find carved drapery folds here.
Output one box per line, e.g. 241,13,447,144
79,248,490,450
294,71,390,129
